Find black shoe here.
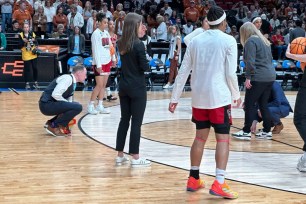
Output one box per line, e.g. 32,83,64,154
107,95,117,101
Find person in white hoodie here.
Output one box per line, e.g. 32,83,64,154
169,6,241,199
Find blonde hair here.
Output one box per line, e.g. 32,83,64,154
240,22,270,47
156,15,165,24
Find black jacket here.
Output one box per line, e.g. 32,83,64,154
68,34,85,54
119,39,149,89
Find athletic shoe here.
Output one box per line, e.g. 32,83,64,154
231,130,251,140
209,180,238,199
46,126,67,137
44,120,52,128
297,155,306,172
272,123,284,134
255,130,272,140
107,95,117,101
131,158,151,167
25,83,31,89
59,125,71,136
186,176,205,192
115,156,130,165
33,82,39,90
87,104,98,115
163,83,170,89
96,105,111,114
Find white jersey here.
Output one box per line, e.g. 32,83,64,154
91,28,112,68
171,29,240,109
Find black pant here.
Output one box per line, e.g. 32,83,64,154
116,86,147,154
243,81,274,133
24,58,38,83
39,101,82,127
294,87,306,151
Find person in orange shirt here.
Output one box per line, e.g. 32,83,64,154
13,0,34,15
12,1,32,29
183,0,200,24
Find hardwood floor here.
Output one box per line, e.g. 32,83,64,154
0,90,305,203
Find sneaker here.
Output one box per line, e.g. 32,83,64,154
272,123,284,134
45,126,67,137
186,176,205,192
107,94,117,101
59,125,71,136
25,83,31,89
255,130,272,140
297,155,306,172
87,104,98,115
33,82,39,90
163,83,170,89
209,180,238,199
231,130,251,140
96,105,111,114
44,120,52,128
131,158,151,167
115,156,130,165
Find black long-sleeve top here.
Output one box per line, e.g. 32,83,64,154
119,39,149,89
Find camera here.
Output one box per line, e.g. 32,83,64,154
32,48,41,55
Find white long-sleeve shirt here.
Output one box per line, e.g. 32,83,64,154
171,29,240,109
51,74,76,102
91,28,112,68
67,12,84,28
44,6,56,22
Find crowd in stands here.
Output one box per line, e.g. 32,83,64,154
0,0,306,60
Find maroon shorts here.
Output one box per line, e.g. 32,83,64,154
93,61,112,76
192,105,232,134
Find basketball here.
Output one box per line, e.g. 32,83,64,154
290,37,306,54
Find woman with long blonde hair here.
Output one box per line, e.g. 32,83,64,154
232,22,276,140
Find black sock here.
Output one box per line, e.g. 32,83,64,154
189,170,199,179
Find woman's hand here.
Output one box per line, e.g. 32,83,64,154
23,38,28,43
245,79,252,89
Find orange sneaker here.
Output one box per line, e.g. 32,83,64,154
209,180,238,199
186,176,205,192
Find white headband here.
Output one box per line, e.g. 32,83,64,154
252,17,261,23
207,12,226,25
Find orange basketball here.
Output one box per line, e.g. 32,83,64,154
290,37,306,54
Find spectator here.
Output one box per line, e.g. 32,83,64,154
277,3,286,21
52,23,67,38
53,6,68,32
289,19,305,43
292,9,300,21
270,14,280,30
0,26,7,50
82,1,92,34
182,20,194,36
12,1,32,29
7,20,22,34
57,0,70,15
33,0,43,11
230,25,239,42
250,4,259,18
183,0,199,24
285,2,294,17
73,0,83,14
232,1,249,21
19,22,39,89
33,6,47,38
122,0,134,13
44,0,56,34
86,10,97,39
114,11,126,38
113,3,123,20
169,9,177,25
260,14,272,38
67,26,85,58
0,0,14,32
102,3,113,20
13,0,34,16
242,11,252,23
271,28,287,60
164,2,172,17
155,15,167,41
67,4,84,35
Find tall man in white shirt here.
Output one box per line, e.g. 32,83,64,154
39,65,87,137
169,6,241,199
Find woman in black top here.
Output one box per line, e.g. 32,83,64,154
115,12,150,167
